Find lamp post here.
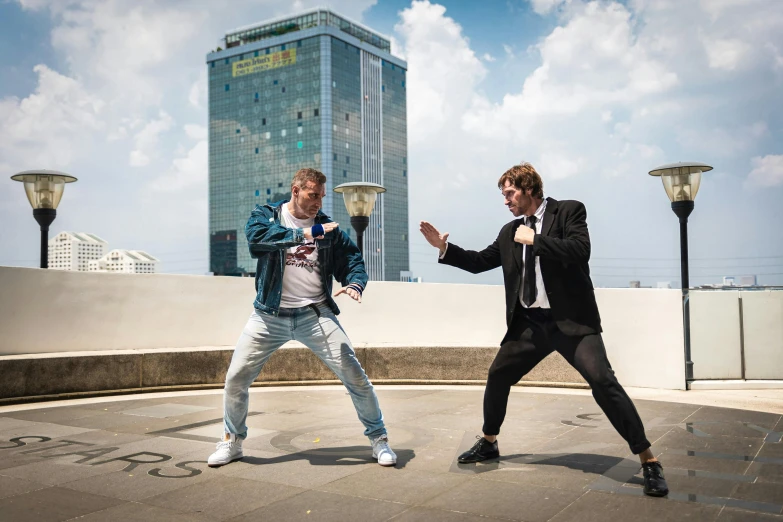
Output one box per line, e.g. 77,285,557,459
10,170,78,268
333,182,386,256
649,161,712,383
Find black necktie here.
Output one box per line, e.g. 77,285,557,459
522,215,537,307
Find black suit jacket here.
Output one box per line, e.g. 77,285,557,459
440,197,602,342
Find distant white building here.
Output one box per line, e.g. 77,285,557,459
399,270,423,283
48,232,108,271
89,250,160,274
656,281,672,289
739,275,757,286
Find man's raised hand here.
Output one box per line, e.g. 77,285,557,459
419,221,449,254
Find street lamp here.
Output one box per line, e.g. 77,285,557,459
10,170,78,269
649,161,713,383
333,182,386,256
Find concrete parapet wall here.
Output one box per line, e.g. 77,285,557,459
0,266,711,394
0,345,586,403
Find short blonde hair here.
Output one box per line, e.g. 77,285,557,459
291,168,327,191
497,163,544,198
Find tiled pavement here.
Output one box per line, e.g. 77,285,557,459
0,386,781,521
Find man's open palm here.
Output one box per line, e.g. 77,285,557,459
420,221,449,250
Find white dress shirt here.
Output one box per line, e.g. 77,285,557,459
519,199,550,309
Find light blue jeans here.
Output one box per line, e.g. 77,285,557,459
223,302,387,440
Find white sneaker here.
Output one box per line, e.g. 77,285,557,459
371,435,397,467
208,433,244,467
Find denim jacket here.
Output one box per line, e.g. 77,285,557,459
245,200,368,316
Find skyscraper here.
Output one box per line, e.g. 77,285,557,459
207,8,409,281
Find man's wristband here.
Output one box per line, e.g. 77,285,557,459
311,224,324,237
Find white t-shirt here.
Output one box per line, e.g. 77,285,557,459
280,203,326,308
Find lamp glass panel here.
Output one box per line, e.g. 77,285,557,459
661,168,702,202
342,188,378,217
22,175,67,209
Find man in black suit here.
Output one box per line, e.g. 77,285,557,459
420,162,668,497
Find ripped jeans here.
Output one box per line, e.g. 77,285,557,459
222,302,387,440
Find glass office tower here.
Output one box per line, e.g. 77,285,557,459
207,8,409,281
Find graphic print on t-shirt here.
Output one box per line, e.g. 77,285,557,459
286,243,319,273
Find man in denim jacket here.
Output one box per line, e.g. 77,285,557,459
208,168,396,468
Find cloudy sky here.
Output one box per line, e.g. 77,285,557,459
1,0,782,287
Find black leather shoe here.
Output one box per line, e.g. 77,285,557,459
458,436,499,463
642,461,669,497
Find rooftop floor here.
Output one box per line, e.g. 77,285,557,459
1,386,782,521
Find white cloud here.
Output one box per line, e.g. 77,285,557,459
704,38,751,70
767,43,783,70
537,152,585,180
0,64,104,173
389,35,407,60
393,0,783,284
129,111,174,167
461,0,680,176
678,121,768,157
482,53,496,62
529,0,570,15
505,2,677,115
747,154,783,187
11,0,380,179
184,124,208,141
503,44,514,58
188,70,208,110
394,1,485,144
150,140,208,192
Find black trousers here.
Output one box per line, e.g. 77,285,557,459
482,306,651,455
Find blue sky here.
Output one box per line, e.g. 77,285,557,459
1,0,782,287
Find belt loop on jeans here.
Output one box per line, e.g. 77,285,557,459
308,303,321,318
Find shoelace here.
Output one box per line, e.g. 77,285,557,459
216,440,235,451
643,463,664,478
374,437,391,453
